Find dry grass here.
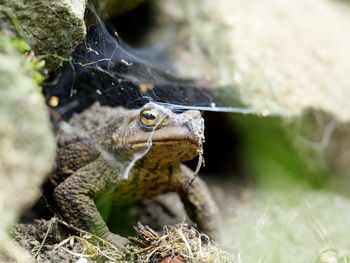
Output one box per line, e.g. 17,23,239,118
12,218,233,263
131,222,234,263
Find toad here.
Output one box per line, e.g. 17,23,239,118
52,102,220,249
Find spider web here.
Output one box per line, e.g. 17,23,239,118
43,12,257,120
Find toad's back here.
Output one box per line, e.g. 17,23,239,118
53,103,130,183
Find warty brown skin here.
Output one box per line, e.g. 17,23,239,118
52,102,220,248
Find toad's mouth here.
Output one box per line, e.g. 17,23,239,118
131,136,199,148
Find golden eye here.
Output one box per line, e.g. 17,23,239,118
140,109,159,127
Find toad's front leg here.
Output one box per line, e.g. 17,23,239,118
53,157,129,250
174,164,221,240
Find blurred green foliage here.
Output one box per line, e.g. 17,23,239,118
0,35,45,84
230,114,330,189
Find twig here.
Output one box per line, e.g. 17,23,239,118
131,245,155,254
174,227,193,258
31,217,56,261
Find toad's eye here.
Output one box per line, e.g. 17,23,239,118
140,109,159,127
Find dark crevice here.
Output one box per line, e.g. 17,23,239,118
110,1,156,47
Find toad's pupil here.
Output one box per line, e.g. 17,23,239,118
143,112,156,120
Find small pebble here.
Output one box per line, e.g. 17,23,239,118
75,257,88,263
30,240,40,246
48,96,59,107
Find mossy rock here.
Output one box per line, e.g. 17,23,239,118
0,0,87,71
0,35,55,261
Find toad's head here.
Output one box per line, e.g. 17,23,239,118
112,102,204,165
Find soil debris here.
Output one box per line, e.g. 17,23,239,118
10,217,233,262
131,222,233,263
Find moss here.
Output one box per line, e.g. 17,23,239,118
0,0,86,71
0,35,46,84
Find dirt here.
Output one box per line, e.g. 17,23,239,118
10,216,232,263
11,219,87,263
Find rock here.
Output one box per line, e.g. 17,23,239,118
143,0,350,199
0,0,87,71
152,0,350,121
217,184,350,263
0,35,55,261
